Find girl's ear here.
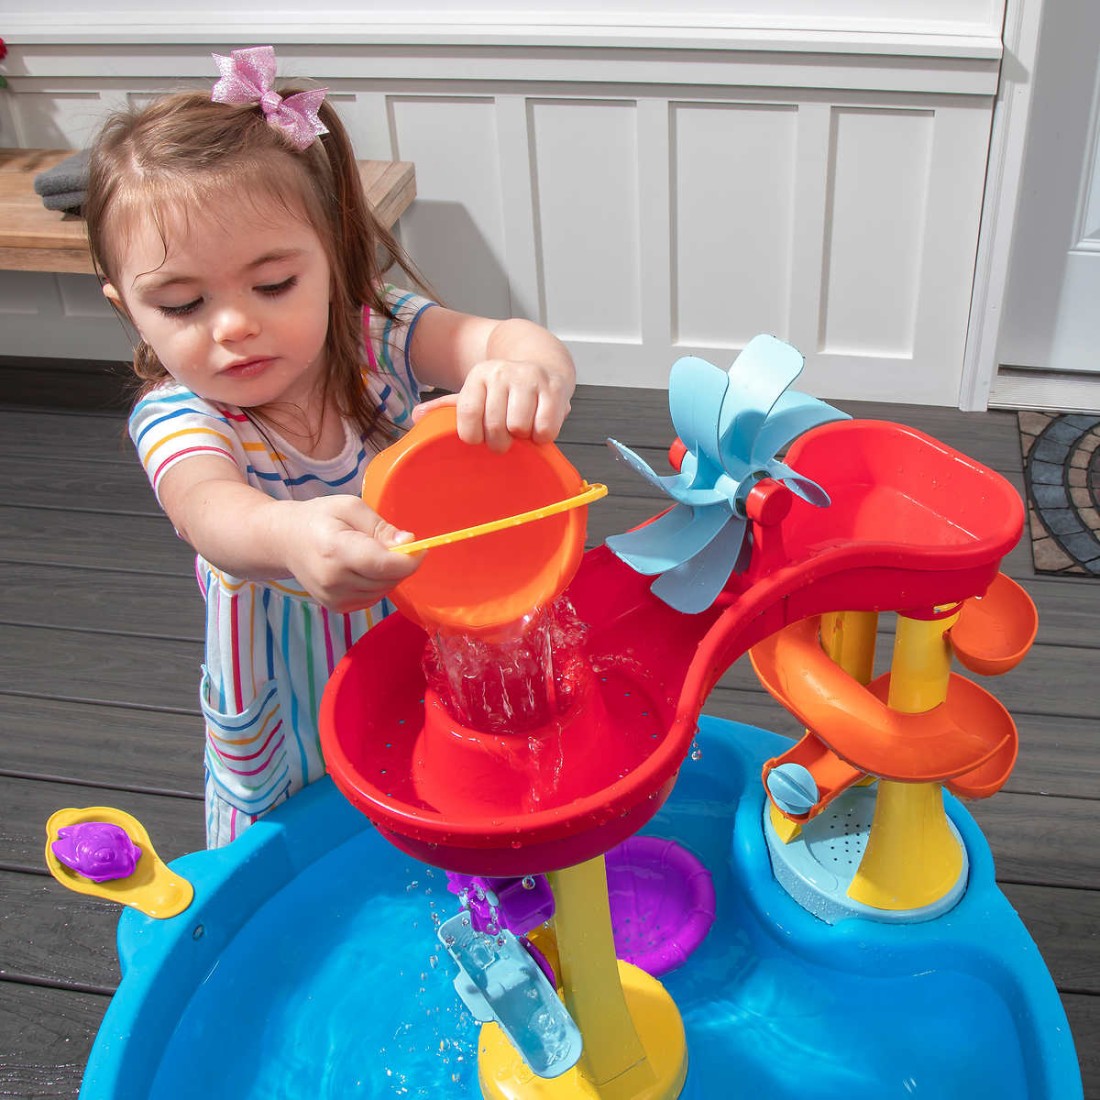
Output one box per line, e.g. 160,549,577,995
102,281,139,333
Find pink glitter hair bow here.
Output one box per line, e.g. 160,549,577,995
211,46,328,151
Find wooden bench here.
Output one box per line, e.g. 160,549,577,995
0,148,416,275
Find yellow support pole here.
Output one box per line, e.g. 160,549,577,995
847,610,965,911
478,856,687,1100
771,610,879,843
820,609,878,684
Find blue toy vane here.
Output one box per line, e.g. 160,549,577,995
437,912,582,1079
605,335,849,614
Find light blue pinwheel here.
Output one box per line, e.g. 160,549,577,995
605,334,849,614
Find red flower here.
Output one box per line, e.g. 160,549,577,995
0,39,7,62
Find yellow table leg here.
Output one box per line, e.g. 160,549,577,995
478,856,687,1100
847,611,965,911
820,609,878,685
821,610,879,797
773,611,879,845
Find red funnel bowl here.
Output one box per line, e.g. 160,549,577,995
320,421,1024,875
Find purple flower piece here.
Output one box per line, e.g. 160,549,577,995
446,872,555,936
52,822,142,883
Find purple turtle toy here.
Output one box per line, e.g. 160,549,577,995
52,821,143,883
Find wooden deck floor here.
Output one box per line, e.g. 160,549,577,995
1,375,1097,1097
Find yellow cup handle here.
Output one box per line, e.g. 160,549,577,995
392,482,608,555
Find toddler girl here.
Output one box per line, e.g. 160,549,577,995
84,46,575,847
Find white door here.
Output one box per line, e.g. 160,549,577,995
996,0,1100,401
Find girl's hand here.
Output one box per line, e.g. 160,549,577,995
410,311,576,453
414,359,573,453
282,496,423,614
461,358,573,452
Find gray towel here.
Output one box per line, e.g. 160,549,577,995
33,149,89,198
41,189,85,214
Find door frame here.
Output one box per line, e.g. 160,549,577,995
962,0,1100,412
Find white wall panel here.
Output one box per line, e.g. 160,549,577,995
12,1,1002,26
0,273,132,359
9,91,106,148
58,276,117,319
0,27,1000,405
672,102,797,347
0,272,50,317
820,107,933,359
530,100,642,343
389,96,512,320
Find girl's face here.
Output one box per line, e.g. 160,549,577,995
104,191,332,415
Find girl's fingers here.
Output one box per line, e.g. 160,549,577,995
430,363,570,451
411,393,458,423
481,379,513,451
367,525,423,575
505,382,539,441
454,375,488,446
532,388,571,443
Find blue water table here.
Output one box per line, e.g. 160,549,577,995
46,337,1081,1098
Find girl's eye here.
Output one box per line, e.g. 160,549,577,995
157,298,202,318
257,276,297,297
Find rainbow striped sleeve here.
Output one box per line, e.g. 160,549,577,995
129,386,244,500
366,285,437,427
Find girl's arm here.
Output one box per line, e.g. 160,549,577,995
156,455,421,613
409,307,576,452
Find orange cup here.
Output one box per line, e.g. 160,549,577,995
362,407,591,635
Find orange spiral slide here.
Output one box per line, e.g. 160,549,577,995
752,573,1039,823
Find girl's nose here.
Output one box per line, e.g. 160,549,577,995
212,302,260,344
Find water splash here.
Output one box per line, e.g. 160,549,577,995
423,597,589,735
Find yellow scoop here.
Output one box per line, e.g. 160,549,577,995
45,806,193,919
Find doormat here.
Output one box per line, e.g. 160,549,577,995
1017,412,1100,576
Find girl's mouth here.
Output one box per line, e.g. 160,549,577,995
222,357,274,379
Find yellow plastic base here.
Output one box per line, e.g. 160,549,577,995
45,806,193,918
770,801,802,843
847,780,965,910
477,961,687,1100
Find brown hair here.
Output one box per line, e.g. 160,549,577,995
85,87,431,444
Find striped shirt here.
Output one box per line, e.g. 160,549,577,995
129,286,435,846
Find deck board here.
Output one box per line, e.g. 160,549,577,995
0,983,106,1099
0,385,1094,1097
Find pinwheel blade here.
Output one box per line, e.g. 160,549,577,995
605,439,696,498
769,465,833,509
668,357,731,470
650,512,750,614
749,389,849,469
606,439,728,507
718,335,806,461
606,502,732,577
